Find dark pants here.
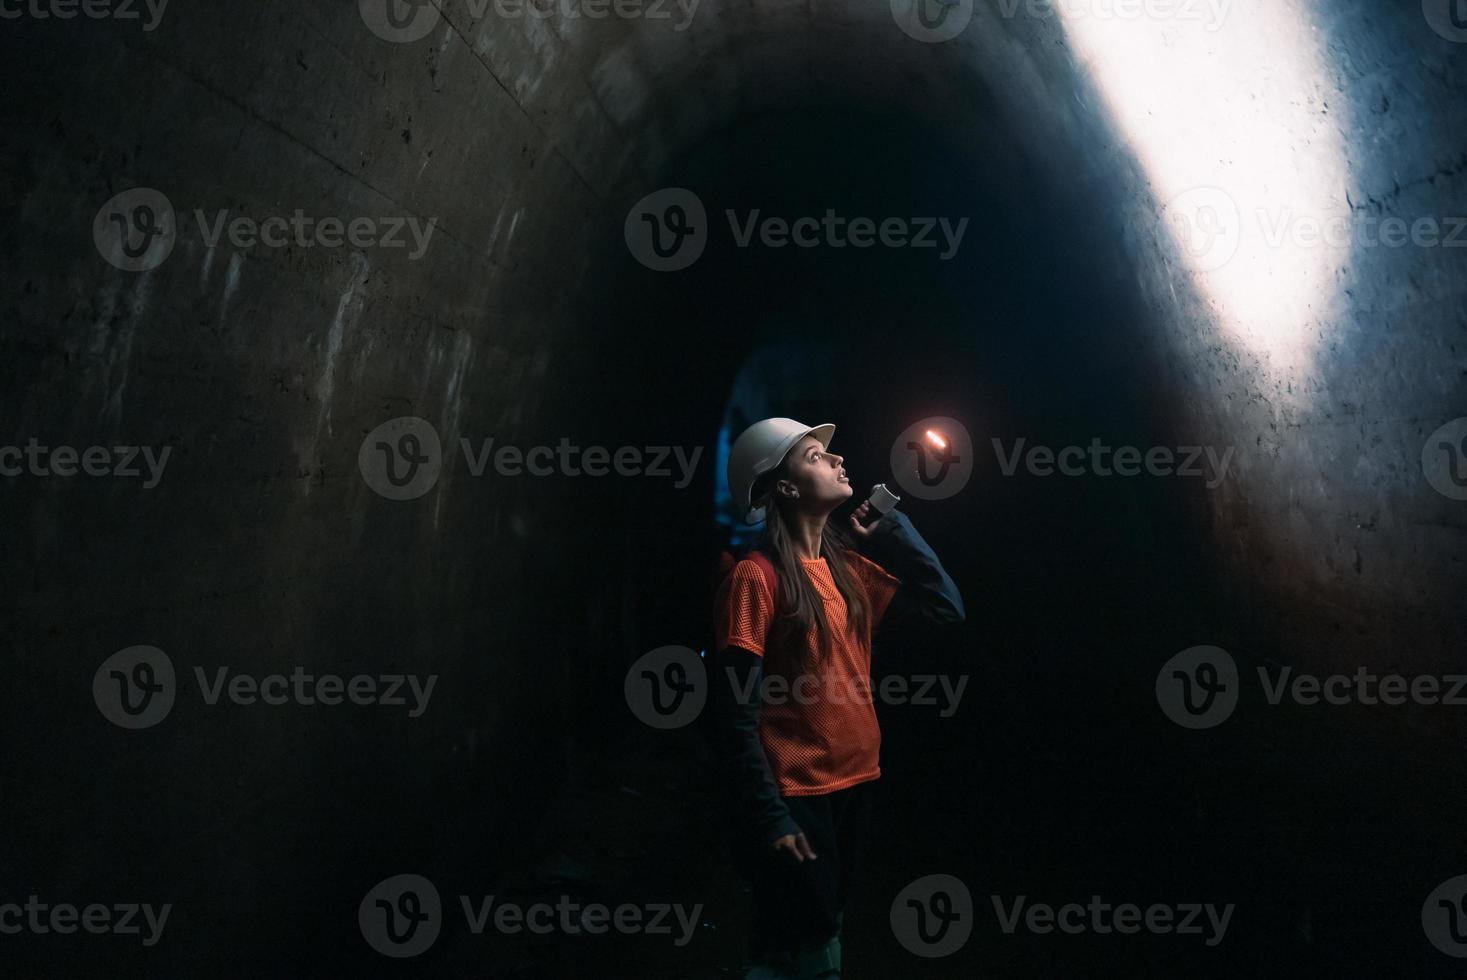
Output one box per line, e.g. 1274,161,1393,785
731,779,877,962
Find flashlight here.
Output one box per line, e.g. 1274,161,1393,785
858,483,902,527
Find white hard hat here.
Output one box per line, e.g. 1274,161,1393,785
727,417,837,524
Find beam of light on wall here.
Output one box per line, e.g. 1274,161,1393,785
1054,0,1348,386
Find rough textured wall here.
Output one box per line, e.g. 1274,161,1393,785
3,0,1464,974
1028,0,1467,679
3,1,637,972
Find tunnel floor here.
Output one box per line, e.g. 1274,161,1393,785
430,541,1465,979
429,697,1464,978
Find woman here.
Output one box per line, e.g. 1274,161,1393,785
712,417,966,979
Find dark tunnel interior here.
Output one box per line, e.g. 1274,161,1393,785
3,1,1467,978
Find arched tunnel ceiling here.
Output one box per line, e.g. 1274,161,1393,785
459,0,1359,389
448,0,1078,189
311,0,1459,653
4,0,1460,688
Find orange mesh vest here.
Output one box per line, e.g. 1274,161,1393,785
714,549,901,796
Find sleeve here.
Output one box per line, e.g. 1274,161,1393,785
711,647,804,848
714,560,775,658
857,509,966,628
711,560,800,846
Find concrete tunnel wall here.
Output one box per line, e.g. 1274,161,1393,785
2,0,1464,970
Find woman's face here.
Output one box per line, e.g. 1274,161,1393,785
780,435,853,513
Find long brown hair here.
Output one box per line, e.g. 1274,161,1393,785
750,461,873,675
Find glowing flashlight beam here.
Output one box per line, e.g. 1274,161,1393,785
1055,0,1349,393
